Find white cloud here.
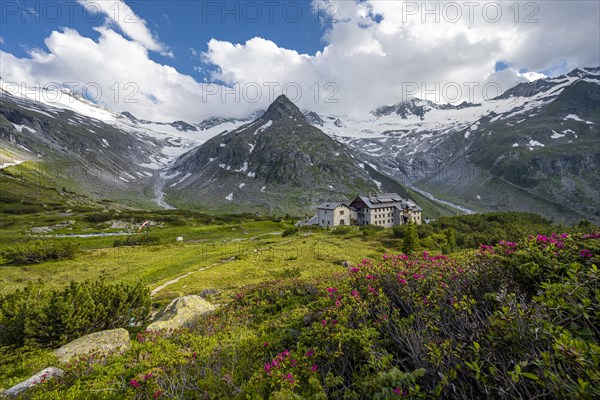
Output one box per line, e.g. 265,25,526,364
202,0,600,112
0,28,255,121
0,0,598,122
77,0,172,57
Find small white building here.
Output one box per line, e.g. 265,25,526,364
317,202,352,227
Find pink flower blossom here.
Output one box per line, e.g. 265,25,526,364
130,379,140,388
349,267,360,273
311,364,318,372
286,373,294,383
580,249,593,258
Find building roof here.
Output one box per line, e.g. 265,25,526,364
316,202,348,210
352,193,422,211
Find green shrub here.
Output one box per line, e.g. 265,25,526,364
360,224,384,237
84,212,114,222
0,280,151,348
401,223,420,254
0,203,44,214
1,240,78,264
282,227,298,237
331,226,353,235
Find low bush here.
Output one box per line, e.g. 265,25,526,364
0,280,151,348
84,212,114,222
282,227,298,237
331,226,354,235
1,240,78,264
0,203,44,215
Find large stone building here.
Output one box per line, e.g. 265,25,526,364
315,193,422,228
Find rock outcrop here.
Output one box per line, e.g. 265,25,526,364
146,295,215,332
2,367,63,398
53,328,131,363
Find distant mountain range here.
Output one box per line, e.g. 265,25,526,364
1,67,598,222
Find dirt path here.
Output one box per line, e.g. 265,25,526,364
150,234,294,296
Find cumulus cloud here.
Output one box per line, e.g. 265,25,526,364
0,27,257,121
77,0,172,57
0,0,598,121
203,0,600,112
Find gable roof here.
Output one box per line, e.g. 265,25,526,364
351,193,422,211
317,202,348,210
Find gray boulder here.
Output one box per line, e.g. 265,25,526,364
146,295,215,332
3,367,63,398
53,328,130,363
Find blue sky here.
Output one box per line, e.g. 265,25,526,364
1,1,599,121
0,1,329,80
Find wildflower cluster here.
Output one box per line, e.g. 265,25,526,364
257,348,320,393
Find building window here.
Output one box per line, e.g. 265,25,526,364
340,210,344,215
322,220,325,224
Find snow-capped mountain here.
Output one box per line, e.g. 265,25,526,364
1,67,598,223
161,95,379,213
0,82,253,207
306,67,600,223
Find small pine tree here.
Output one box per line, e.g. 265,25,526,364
402,222,420,255
445,227,457,251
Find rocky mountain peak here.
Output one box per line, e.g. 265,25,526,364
262,95,306,121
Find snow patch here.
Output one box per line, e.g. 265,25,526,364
0,160,25,169
11,123,36,133
564,114,583,122
101,138,109,147
528,139,545,147
550,130,565,139
247,171,256,178
225,193,234,201
236,162,249,173
239,183,245,189
170,173,192,187
512,143,519,147
254,120,272,135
